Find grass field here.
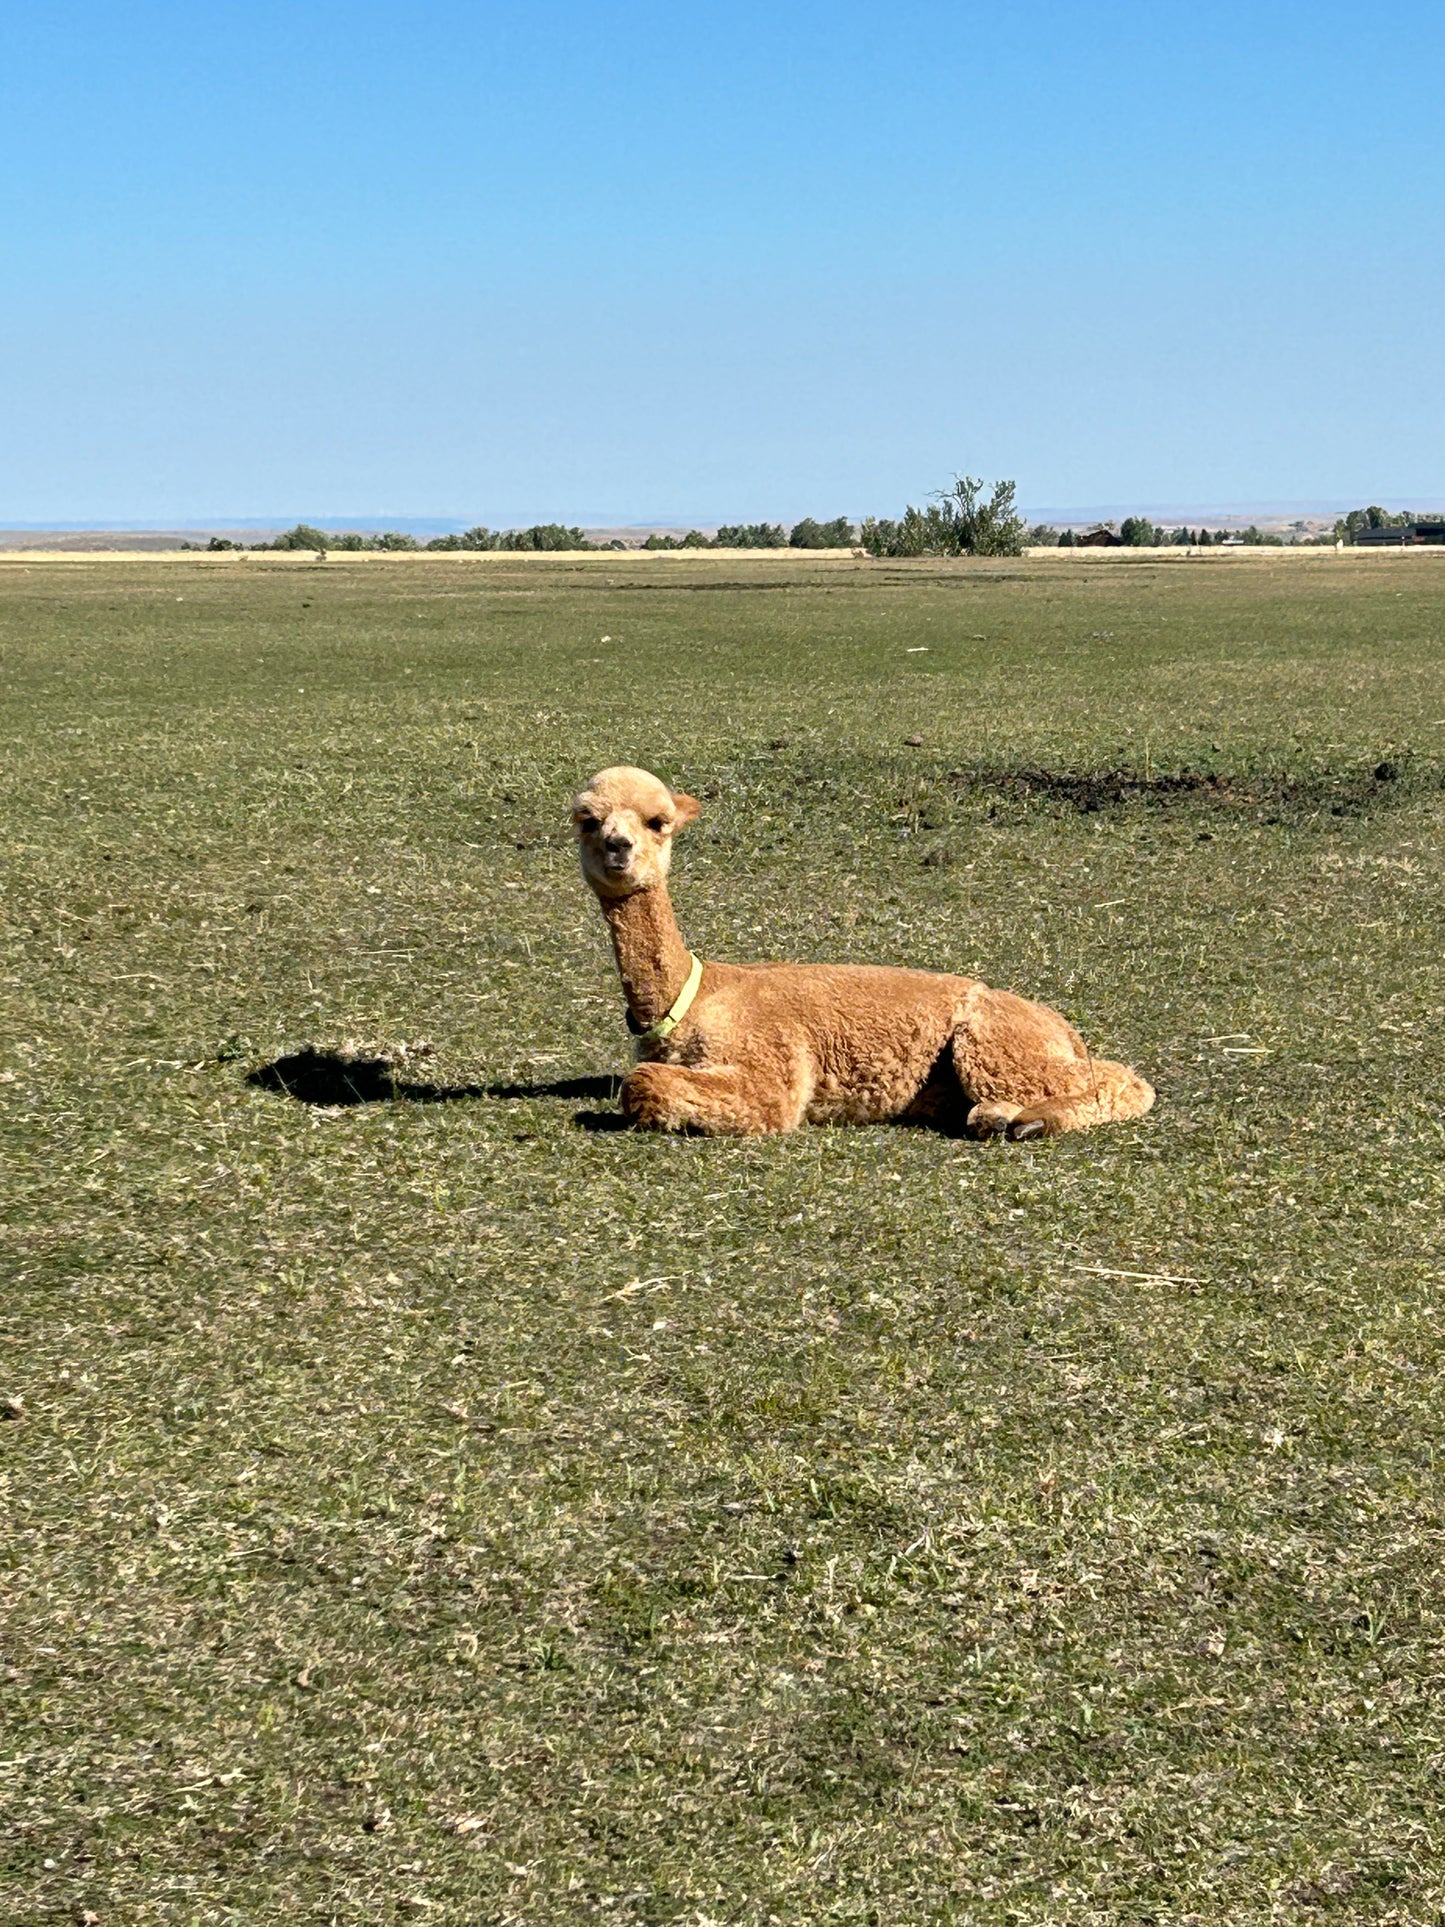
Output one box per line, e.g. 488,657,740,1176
3,549,1443,1925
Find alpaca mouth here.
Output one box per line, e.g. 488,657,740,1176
594,853,641,890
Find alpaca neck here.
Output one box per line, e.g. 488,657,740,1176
599,882,694,1030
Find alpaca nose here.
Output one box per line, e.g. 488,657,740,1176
603,833,633,857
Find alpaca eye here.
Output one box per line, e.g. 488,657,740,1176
648,816,667,833
578,815,599,834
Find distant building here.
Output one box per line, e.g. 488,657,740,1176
1077,525,1122,547
1352,521,1445,547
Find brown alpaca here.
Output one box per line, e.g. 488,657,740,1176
573,766,1154,1141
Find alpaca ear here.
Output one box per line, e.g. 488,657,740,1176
670,790,700,827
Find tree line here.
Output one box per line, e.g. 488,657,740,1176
1035,508,1434,548
642,517,859,550
1332,506,1431,543
186,491,1418,559
193,523,620,553
186,488,1027,557
191,518,862,554
1032,519,1287,548
180,477,1030,558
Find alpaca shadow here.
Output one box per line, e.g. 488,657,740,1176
247,1050,979,1140
245,1049,627,1129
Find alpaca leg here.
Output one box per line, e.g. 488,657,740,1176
1003,1061,1155,1140
951,989,1153,1140
621,1061,806,1136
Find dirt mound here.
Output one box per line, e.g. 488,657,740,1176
946,758,1430,818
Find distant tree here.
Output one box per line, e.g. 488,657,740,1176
1027,523,1061,546
498,524,595,551
680,529,712,548
788,514,855,548
1334,506,1415,543
859,506,948,556
1056,527,1077,548
940,475,1027,556
642,533,681,550
272,523,330,551
1119,516,1161,547
373,531,420,550
206,536,241,551
715,523,787,548
905,503,955,554
860,476,1025,557
330,532,368,550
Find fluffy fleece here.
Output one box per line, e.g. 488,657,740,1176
573,765,1154,1140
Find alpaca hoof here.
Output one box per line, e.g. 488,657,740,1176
1008,1116,1047,1142
966,1101,1015,1140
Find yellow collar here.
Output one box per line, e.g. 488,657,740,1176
632,954,703,1043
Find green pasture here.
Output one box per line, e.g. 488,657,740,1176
3,550,1443,1924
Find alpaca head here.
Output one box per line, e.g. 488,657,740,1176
572,765,700,899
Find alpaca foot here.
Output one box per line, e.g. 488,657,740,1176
966,1100,1020,1139
1006,1099,1076,1139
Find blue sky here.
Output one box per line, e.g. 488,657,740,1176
2,1,1440,525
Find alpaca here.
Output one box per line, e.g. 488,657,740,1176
573,765,1154,1140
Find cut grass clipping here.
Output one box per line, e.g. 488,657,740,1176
2,549,1444,1924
